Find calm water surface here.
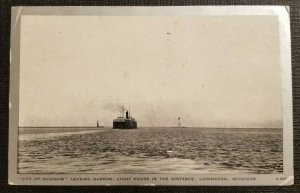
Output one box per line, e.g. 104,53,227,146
18,127,283,174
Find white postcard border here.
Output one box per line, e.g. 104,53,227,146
9,6,293,186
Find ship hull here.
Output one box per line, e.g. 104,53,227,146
113,120,137,129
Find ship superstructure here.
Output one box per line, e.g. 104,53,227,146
113,106,137,129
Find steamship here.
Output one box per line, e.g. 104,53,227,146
113,106,137,129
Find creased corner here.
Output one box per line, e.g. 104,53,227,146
285,6,290,15
13,7,23,30
279,176,294,186
8,180,15,185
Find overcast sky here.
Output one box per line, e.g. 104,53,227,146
19,15,282,128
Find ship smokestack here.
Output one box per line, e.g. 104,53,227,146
126,111,129,119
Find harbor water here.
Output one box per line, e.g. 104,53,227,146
18,127,283,174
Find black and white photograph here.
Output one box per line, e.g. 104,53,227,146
9,6,293,186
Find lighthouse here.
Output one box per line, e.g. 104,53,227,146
177,117,181,128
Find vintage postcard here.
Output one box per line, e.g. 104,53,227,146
9,6,293,185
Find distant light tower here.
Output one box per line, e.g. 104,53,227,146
177,117,181,128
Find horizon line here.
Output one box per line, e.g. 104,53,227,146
18,126,283,129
